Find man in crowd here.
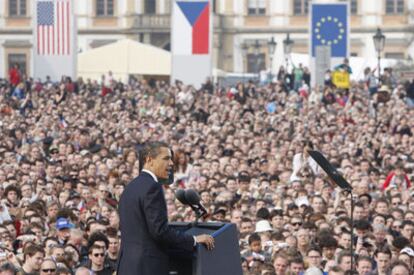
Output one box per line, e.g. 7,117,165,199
0,67,414,274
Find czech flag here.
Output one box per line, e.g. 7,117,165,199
172,1,210,55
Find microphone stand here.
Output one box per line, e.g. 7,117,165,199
193,207,207,225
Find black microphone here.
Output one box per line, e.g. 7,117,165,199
175,189,189,205
184,189,208,219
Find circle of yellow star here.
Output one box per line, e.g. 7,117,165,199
314,17,345,46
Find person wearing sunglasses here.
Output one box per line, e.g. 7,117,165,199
87,244,111,275
40,258,57,275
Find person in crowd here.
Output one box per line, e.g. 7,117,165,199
0,67,414,274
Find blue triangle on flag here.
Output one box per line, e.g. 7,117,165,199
177,1,208,26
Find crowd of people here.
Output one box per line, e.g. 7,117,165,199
1,62,414,275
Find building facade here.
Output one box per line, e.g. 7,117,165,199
0,0,414,79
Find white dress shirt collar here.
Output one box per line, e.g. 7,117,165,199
141,169,158,183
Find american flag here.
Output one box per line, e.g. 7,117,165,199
37,0,71,55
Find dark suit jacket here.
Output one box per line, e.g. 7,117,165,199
117,172,194,275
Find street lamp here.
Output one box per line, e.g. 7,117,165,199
253,40,261,79
267,37,277,81
373,28,386,79
241,42,249,82
283,33,294,72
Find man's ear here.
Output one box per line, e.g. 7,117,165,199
144,156,153,168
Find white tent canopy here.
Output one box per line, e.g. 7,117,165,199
78,39,171,82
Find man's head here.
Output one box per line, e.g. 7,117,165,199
24,244,45,271
140,142,173,180
248,233,262,253
50,244,65,263
56,217,73,243
400,220,414,241
356,255,372,275
88,244,105,268
240,217,254,236
289,257,304,274
40,258,57,275
75,267,92,275
0,263,16,275
319,235,337,260
388,260,410,275
273,253,288,275
374,246,392,273
337,250,352,272
306,246,322,268
107,229,120,256
398,246,414,268
328,266,344,275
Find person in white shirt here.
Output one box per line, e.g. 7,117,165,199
290,141,320,182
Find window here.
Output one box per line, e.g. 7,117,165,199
386,0,404,14
247,53,266,73
96,0,114,16
9,0,26,17
340,0,357,15
385,52,404,59
350,0,357,14
212,0,216,14
8,54,26,76
144,0,156,14
293,0,309,15
165,0,171,13
248,0,266,15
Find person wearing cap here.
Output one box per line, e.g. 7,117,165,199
55,217,74,245
398,247,414,271
376,85,391,103
48,145,59,162
117,142,214,275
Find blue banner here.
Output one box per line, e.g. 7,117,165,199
311,3,348,58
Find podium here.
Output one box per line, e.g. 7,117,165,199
168,222,243,275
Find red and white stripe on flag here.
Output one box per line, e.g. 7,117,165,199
36,0,71,56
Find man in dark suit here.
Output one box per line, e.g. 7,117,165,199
117,142,214,275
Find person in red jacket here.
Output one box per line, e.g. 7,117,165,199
382,162,412,191
8,64,21,87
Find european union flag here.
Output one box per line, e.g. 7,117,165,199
311,3,348,58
